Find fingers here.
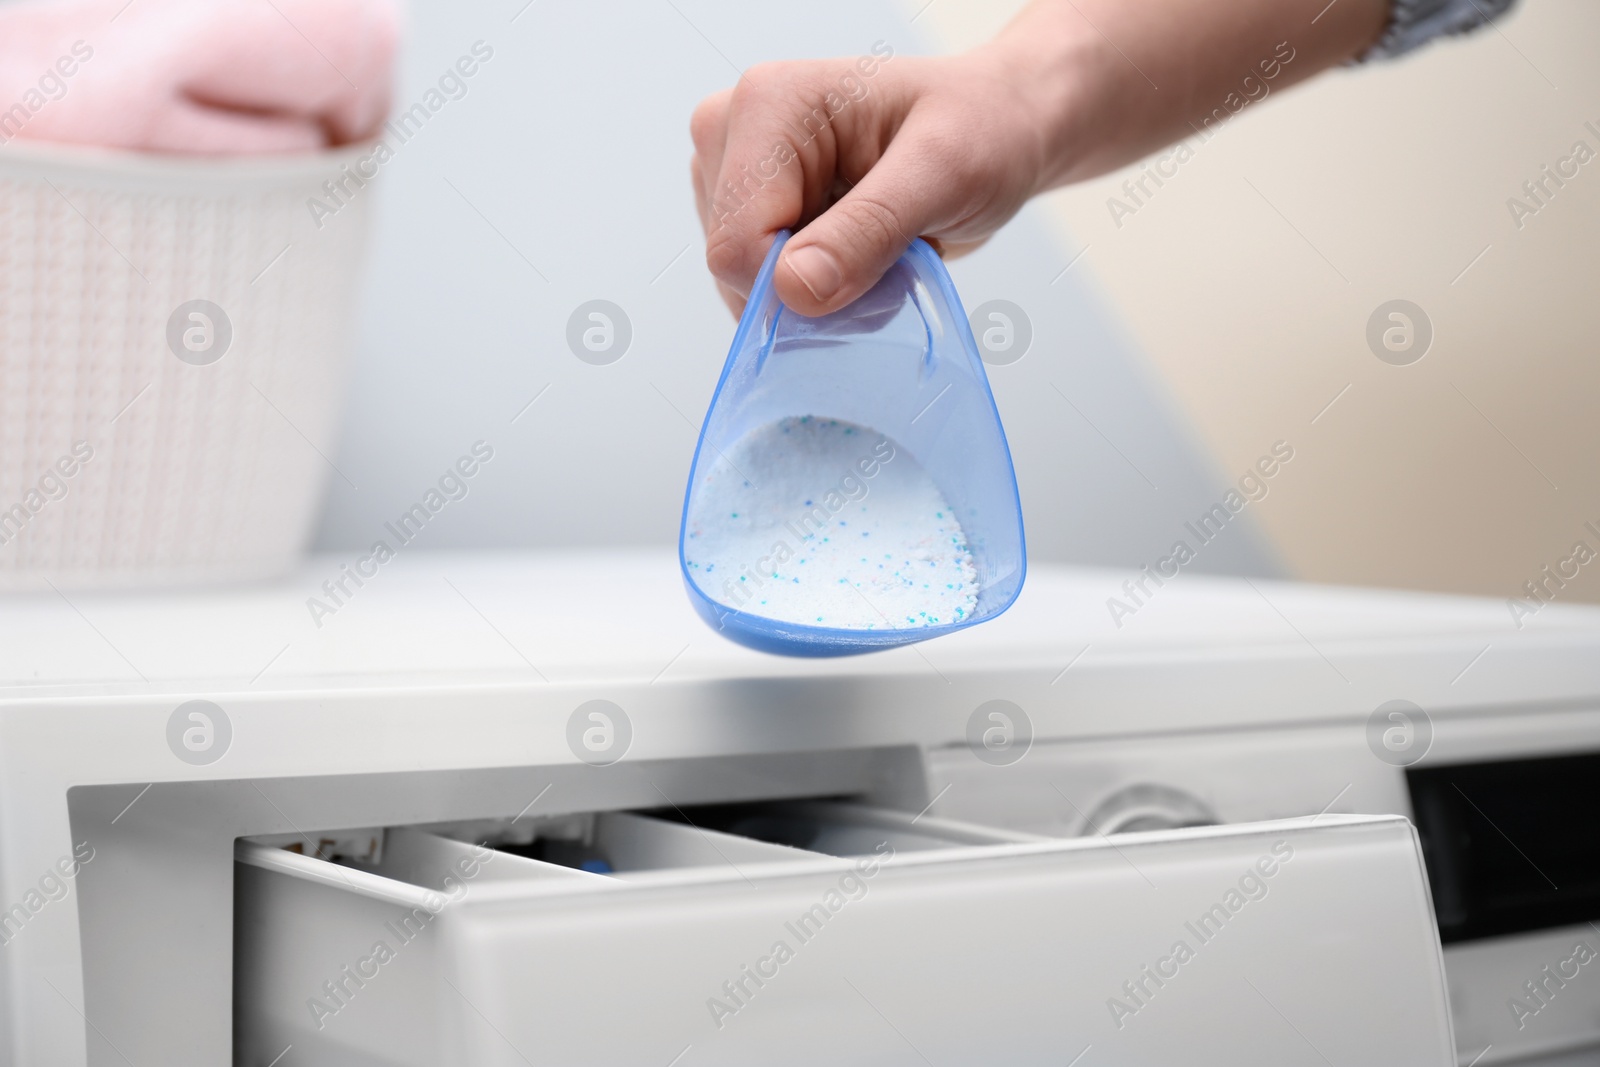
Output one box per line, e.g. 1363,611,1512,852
703,66,836,303
689,88,732,218
716,281,747,319
692,89,754,316
772,118,975,317
691,154,748,317
689,89,730,296
689,56,1019,320
690,157,711,236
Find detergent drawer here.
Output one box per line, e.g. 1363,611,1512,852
234,807,1455,1067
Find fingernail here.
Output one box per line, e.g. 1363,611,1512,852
784,245,843,303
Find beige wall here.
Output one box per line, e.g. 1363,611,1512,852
916,1,1600,610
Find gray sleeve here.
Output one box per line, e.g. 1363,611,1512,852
1359,0,1519,61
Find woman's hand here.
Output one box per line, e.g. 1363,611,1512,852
690,43,1061,318
690,0,1389,319
0,0,398,155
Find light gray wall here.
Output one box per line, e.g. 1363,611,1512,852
312,0,1282,580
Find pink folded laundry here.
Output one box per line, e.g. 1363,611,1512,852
0,0,398,154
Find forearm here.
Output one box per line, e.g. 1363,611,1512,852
980,0,1390,191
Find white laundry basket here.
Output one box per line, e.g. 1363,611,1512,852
0,141,371,588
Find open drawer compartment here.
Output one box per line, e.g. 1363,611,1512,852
666,798,1051,855
236,809,1455,1066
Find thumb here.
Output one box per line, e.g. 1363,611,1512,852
773,134,965,317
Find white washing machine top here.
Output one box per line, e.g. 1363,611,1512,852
0,549,1595,737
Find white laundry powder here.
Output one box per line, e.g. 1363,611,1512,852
684,416,978,629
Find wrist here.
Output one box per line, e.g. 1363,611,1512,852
969,2,1132,195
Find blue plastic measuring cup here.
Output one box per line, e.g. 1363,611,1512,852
679,231,1025,656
